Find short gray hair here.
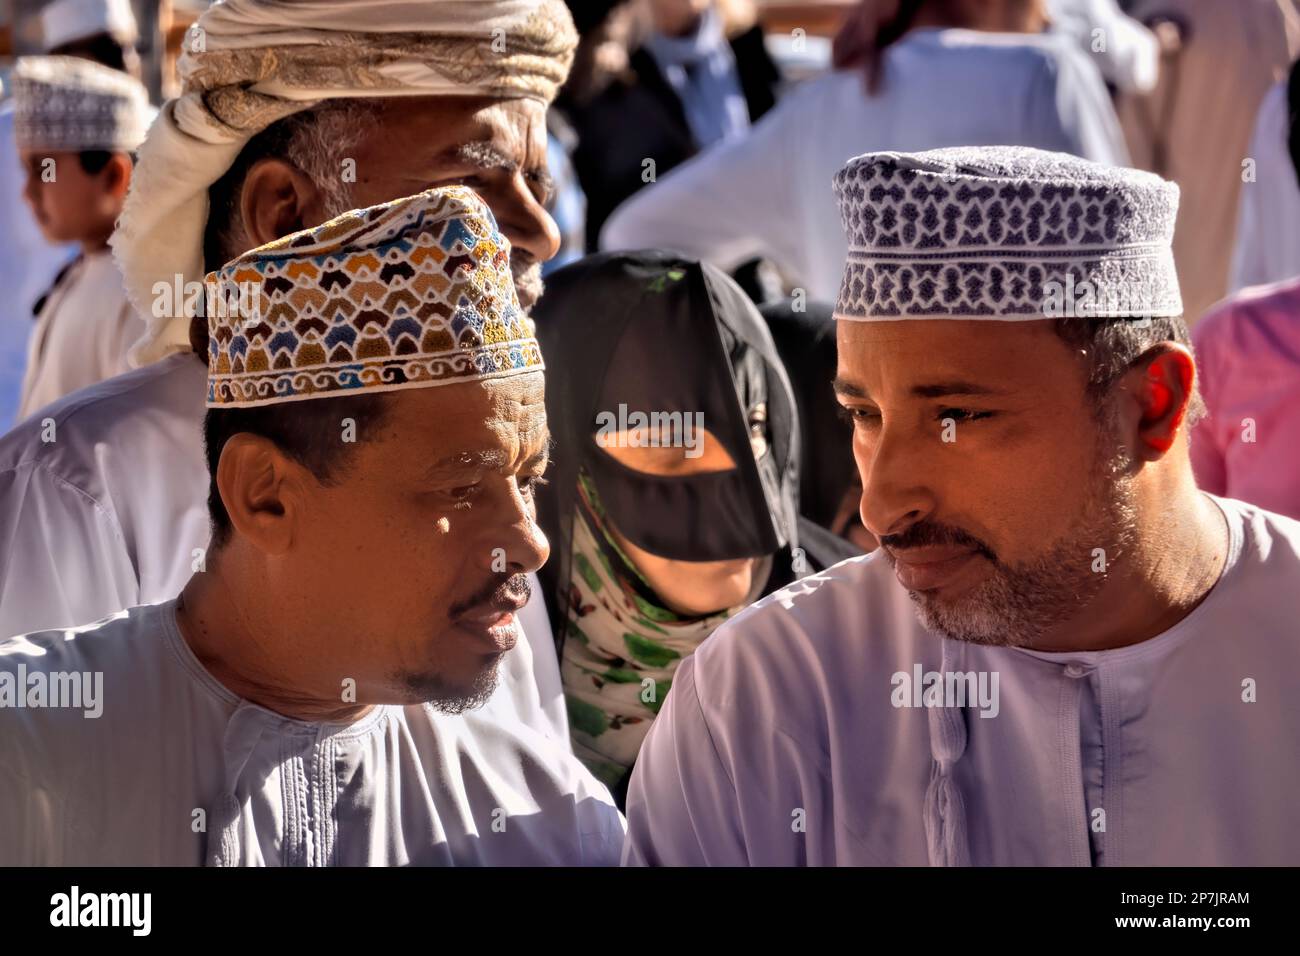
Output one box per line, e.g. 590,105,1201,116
1052,316,1206,428
195,98,383,355
203,98,383,274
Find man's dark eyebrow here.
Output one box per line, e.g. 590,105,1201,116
423,433,550,481
833,378,1009,400
832,377,870,399
909,382,1009,399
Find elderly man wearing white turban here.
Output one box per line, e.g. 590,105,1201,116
0,0,577,742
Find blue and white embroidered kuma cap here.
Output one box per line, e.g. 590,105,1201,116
832,146,1182,321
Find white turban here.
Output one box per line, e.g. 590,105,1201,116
111,0,577,365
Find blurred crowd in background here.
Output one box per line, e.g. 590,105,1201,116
2,0,1300,866
3,0,1300,519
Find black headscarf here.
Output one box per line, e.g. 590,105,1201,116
533,251,800,640
761,298,858,530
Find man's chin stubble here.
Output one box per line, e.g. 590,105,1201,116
908,482,1136,647
906,560,1092,648
400,656,502,715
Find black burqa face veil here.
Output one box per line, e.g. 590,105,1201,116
534,252,800,630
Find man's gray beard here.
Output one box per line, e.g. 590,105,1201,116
512,259,544,310
320,182,359,222
399,655,502,715
905,431,1139,648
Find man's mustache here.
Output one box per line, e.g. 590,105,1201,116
448,572,532,619
879,521,998,563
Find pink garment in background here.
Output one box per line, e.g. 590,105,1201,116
1192,277,1300,519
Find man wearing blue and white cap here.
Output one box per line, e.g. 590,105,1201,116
0,186,624,866
625,146,1300,866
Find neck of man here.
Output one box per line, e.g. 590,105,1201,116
79,229,113,255
176,557,376,724
1028,466,1229,653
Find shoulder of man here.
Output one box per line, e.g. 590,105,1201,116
625,557,930,866
1225,495,1300,564
0,354,205,478
1186,497,1300,661
0,606,179,864
409,702,626,865
689,550,926,743
0,608,158,777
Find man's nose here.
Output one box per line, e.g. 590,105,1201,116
497,182,561,266
488,485,550,576
857,425,937,540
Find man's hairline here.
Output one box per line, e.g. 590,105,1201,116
211,374,550,458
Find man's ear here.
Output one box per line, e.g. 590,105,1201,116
104,153,133,201
1117,343,1197,460
215,435,310,554
238,157,325,247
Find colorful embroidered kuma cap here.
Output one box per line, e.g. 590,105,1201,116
11,55,150,153
205,185,543,408
832,146,1182,322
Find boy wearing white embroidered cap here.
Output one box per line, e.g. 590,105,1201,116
0,0,143,428
625,146,1300,866
11,55,150,418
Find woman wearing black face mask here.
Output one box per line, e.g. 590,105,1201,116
533,250,854,803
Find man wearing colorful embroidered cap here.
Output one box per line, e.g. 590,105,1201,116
625,146,1300,866
0,186,623,866
0,0,577,745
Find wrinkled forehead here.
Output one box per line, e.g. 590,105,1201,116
380,371,549,460
372,95,547,163
835,318,1085,397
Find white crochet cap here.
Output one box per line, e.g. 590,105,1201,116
833,146,1182,321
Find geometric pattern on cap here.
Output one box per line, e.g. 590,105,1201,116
832,146,1182,320
205,185,543,408
12,55,151,153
